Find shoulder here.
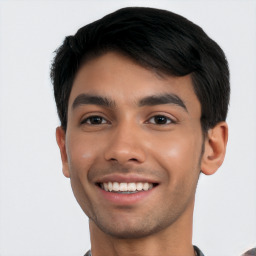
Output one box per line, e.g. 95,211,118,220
84,250,91,256
194,245,205,256
242,248,256,256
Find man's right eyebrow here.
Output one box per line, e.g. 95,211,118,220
72,94,115,109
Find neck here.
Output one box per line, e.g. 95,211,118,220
89,201,195,256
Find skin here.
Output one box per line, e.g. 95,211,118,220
56,52,228,256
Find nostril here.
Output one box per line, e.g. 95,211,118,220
109,157,138,162
105,147,146,164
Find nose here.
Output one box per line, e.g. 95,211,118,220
104,124,146,165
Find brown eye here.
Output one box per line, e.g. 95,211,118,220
148,115,172,125
81,116,107,125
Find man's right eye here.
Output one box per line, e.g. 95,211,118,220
81,116,108,125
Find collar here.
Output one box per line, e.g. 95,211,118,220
85,246,205,256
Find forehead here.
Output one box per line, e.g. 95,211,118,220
69,52,200,113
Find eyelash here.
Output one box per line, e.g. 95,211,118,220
147,115,175,125
80,115,108,125
80,114,175,126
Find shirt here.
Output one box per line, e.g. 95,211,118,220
84,245,205,256
242,248,256,256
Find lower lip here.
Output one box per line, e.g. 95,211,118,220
97,186,155,206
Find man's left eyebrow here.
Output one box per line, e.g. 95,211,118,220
138,94,188,112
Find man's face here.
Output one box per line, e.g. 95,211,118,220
58,52,205,238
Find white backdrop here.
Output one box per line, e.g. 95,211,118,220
0,1,255,255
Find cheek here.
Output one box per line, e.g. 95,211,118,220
82,152,93,160
164,145,180,159
151,132,201,180
66,136,100,177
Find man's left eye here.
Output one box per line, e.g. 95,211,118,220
148,115,173,125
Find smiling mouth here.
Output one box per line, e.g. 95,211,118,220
97,182,158,193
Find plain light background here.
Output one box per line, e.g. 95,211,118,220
0,1,255,255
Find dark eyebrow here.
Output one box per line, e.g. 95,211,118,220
72,94,115,109
138,94,187,111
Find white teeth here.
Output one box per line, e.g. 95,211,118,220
143,182,149,190
119,183,127,191
108,181,113,192
127,182,136,191
113,182,119,191
136,182,143,191
103,183,108,191
101,182,154,192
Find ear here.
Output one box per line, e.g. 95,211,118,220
201,122,228,175
56,126,70,178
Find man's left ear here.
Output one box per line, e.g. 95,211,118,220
201,122,228,175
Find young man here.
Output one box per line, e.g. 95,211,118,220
51,7,229,256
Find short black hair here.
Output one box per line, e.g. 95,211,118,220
51,7,230,132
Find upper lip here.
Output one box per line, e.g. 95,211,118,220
95,173,160,184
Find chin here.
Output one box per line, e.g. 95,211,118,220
92,215,171,240
100,226,157,239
